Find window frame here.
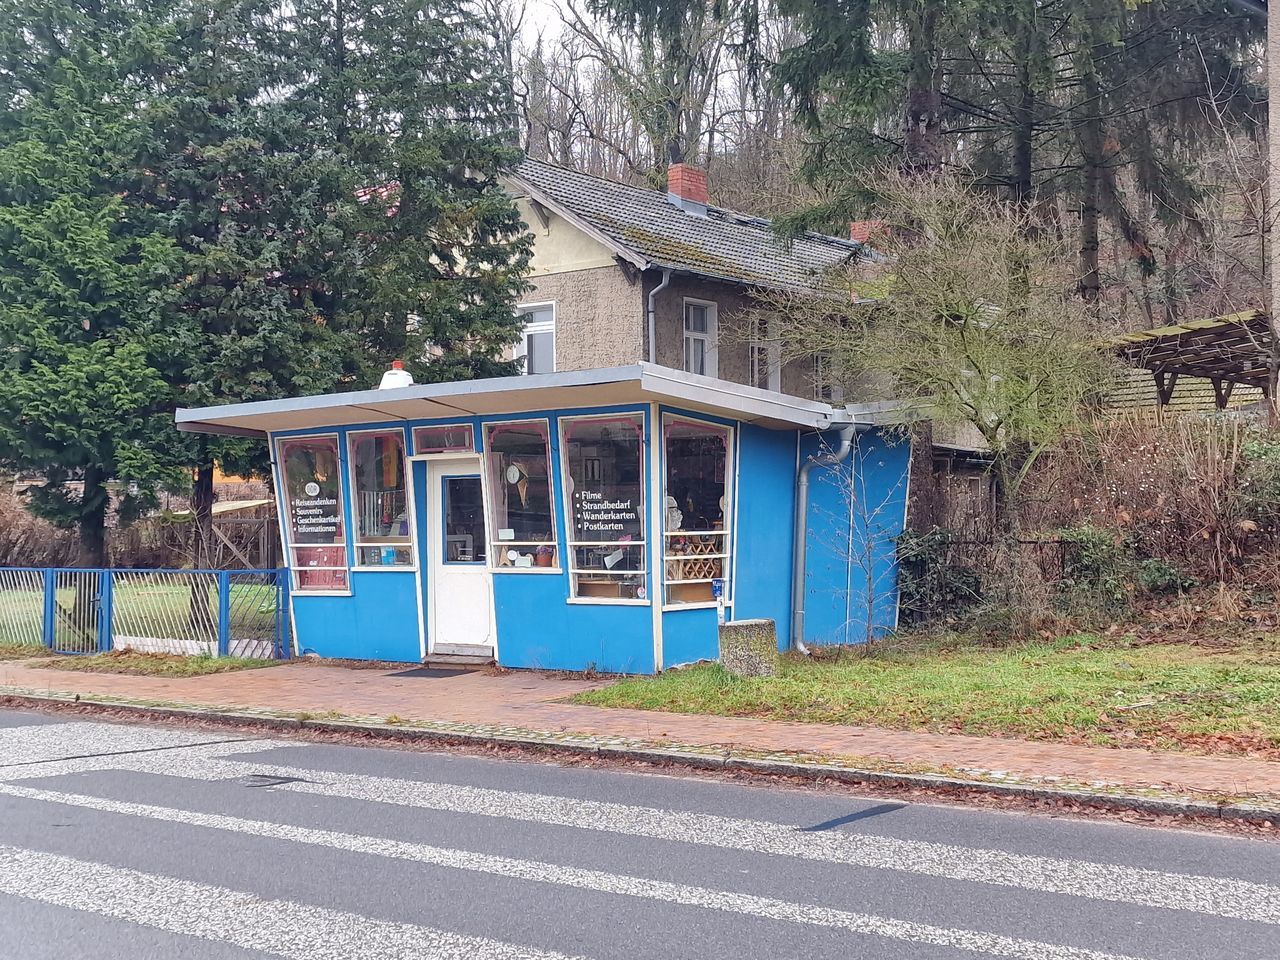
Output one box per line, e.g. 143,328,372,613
412,423,474,455
439,471,488,566
750,317,781,392
558,412,649,606
660,414,735,609
515,301,556,376
346,427,415,572
276,432,351,596
682,298,718,378
813,353,846,403
482,417,562,574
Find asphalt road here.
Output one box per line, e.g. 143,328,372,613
0,708,1276,960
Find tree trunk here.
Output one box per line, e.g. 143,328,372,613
903,4,943,172
1077,95,1103,304
78,464,109,568
192,462,216,569
1268,0,1280,423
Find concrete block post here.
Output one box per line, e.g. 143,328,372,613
719,619,778,678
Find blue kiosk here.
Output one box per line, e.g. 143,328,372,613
176,364,911,673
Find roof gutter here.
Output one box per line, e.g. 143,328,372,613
791,421,861,653
647,268,672,364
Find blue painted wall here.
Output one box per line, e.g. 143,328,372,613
292,572,420,661
802,428,911,647
661,606,718,669
732,423,799,652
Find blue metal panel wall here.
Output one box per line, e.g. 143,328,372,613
732,423,799,651
802,428,911,647
660,606,719,668
292,572,420,661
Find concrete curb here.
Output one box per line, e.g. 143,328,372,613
4,690,1278,825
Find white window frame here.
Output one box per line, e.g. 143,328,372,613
813,353,845,403
682,298,718,378
276,432,351,596
661,414,735,609
515,301,556,375
346,427,416,572
750,317,781,392
558,412,650,606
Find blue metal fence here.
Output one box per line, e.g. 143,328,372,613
0,567,290,659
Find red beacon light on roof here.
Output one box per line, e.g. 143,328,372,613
378,359,415,390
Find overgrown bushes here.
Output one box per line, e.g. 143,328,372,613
900,415,1280,637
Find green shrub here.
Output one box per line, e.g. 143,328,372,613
896,528,983,623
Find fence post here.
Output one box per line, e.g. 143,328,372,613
41,569,56,649
275,569,291,660
97,571,113,653
217,571,232,657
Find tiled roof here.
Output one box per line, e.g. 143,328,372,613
510,157,866,292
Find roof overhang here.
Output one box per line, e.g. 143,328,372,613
1110,310,1272,388
175,363,840,438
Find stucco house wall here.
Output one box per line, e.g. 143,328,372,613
519,266,645,371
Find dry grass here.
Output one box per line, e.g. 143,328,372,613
32,649,280,677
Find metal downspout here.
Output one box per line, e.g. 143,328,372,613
791,423,857,653
647,268,672,364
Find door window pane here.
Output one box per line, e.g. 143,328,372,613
443,476,487,564
561,414,646,601
348,430,411,566
684,303,708,333
484,420,558,568
685,336,706,375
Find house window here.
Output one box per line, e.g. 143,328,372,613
413,423,474,454
348,430,412,567
683,300,717,377
663,417,733,605
516,303,555,375
813,354,845,403
750,322,781,392
279,435,348,592
484,420,558,569
560,414,647,602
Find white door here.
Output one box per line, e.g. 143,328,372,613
427,458,495,656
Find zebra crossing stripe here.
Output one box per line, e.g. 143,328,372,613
0,842,583,960
109,752,1273,927
0,782,1145,960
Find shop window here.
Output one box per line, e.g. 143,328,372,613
515,303,555,375
442,475,487,563
484,420,558,568
348,430,412,567
663,418,732,605
413,423,473,454
560,414,646,601
279,435,348,591
683,300,717,377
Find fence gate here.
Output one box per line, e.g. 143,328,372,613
52,570,107,654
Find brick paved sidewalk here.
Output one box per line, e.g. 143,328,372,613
3,659,1278,800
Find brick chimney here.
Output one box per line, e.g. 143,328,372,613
848,219,886,245
666,163,708,216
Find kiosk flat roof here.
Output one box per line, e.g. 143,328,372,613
176,363,845,437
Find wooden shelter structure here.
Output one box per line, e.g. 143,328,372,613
1111,310,1274,410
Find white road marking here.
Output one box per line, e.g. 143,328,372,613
111,752,1276,927
0,720,236,766
4,722,1277,928
0,842,582,960
0,782,1145,960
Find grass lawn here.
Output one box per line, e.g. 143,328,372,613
571,635,1280,757
32,649,280,677
0,642,54,661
